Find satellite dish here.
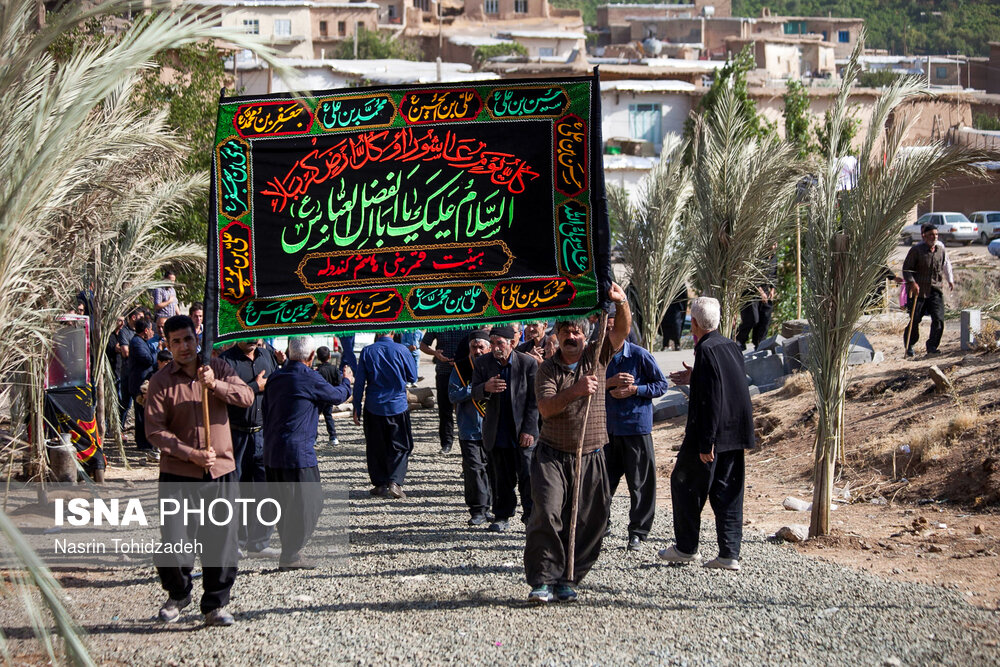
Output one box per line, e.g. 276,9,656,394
642,37,662,56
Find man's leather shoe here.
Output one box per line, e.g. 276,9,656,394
386,482,406,499
468,513,488,526
488,520,509,532
370,485,386,497
627,534,641,551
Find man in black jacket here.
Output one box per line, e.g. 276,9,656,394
659,296,754,571
471,325,539,532
315,346,343,446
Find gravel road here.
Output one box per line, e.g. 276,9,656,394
7,409,1000,665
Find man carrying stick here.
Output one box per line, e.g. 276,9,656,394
524,282,630,604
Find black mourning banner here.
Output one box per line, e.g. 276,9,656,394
205,73,612,344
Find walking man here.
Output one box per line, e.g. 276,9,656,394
735,249,778,351
658,297,754,571
448,330,493,525
353,332,418,498
421,327,469,454
525,282,630,604
902,223,948,357
145,315,254,626
219,338,280,558
127,318,157,459
263,336,352,570
471,326,538,533
315,346,343,446
605,305,669,551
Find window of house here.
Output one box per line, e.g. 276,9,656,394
838,30,850,43
821,30,828,41
539,47,554,57
415,0,430,10
484,0,499,14
629,103,662,146
274,19,291,36
783,21,806,35
243,19,259,35
935,66,948,79
514,0,528,13
319,20,328,36
388,4,397,18
338,21,346,36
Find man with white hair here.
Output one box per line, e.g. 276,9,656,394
659,296,754,571
262,335,353,570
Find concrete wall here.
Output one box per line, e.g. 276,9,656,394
600,88,692,151
930,61,961,87
509,34,585,59
221,6,313,59
311,7,379,59
917,169,1000,217
629,17,701,43
465,0,548,21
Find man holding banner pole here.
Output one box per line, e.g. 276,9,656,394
524,282,630,604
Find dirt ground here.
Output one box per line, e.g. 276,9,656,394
651,315,1000,612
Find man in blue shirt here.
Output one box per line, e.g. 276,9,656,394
263,336,353,570
448,330,493,526
128,318,157,459
605,309,669,552
353,332,418,499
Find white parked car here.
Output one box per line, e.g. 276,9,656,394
900,212,978,246
969,211,1000,245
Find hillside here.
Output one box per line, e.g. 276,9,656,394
557,0,1000,57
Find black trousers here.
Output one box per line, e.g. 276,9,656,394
736,300,773,349
265,465,322,563
605,433,656,538
117,377,131,431
489,444,534,522
904,289,945,352
232,429,274,553
671,448,745,560
132,398,151,450
321,405,338,439
363,410,414,487
661,302,686,348
459,438,491,516
156,471,238,614
524,443,611,586
435,373,455,450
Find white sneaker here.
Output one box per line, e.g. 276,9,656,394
703,557,741,571
656,545,700,564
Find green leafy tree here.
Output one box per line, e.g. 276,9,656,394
473,41,527,67
333,27,421,60
683,46,770,150
782,79,811,159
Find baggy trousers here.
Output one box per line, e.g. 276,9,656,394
524,443,611,586
670,447,745,559
156,471,238,614
363,410,414,487
232,428,274,553
489,444,534,522
736,300,774,350
459,438,491,516
903,289,945,353
604,433,656,538
264,465,322,563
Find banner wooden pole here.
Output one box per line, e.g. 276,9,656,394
567,310,608,582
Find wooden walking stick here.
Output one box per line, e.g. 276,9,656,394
567,310,609,582
903,284,919,353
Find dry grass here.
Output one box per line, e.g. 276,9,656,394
858,313,910,336
863,408,983,464
974,318,1000,353
776,371,814,399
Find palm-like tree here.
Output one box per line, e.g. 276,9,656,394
608,136,693,348
686,85,801,337
801,37,994,537
0,1,296,661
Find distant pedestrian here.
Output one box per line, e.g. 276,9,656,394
315,345,343,446
902,223,948,357
421,328,469,454
151,269,178,319
448,330,493,525
127,319,157,459
736,249,778,351
353,332,418,499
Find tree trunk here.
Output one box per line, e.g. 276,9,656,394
810,395,842,537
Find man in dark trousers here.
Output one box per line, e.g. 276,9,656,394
735,247,778,351
421,327,469,454
353,332,417,498
659,296,754,571
604,305,669,551
471,326,538,533
263,336,352,570
314,345,343,446
220,338,280,558
902,223,948,357
525,282,630,604
448,330,493,525
145,315,254,626
127,318,157,459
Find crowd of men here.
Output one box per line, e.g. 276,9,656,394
120,237,956,623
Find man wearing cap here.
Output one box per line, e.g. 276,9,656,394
471,326,539,533
902,223,948,357
525,282,630,604
448,329,493,526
